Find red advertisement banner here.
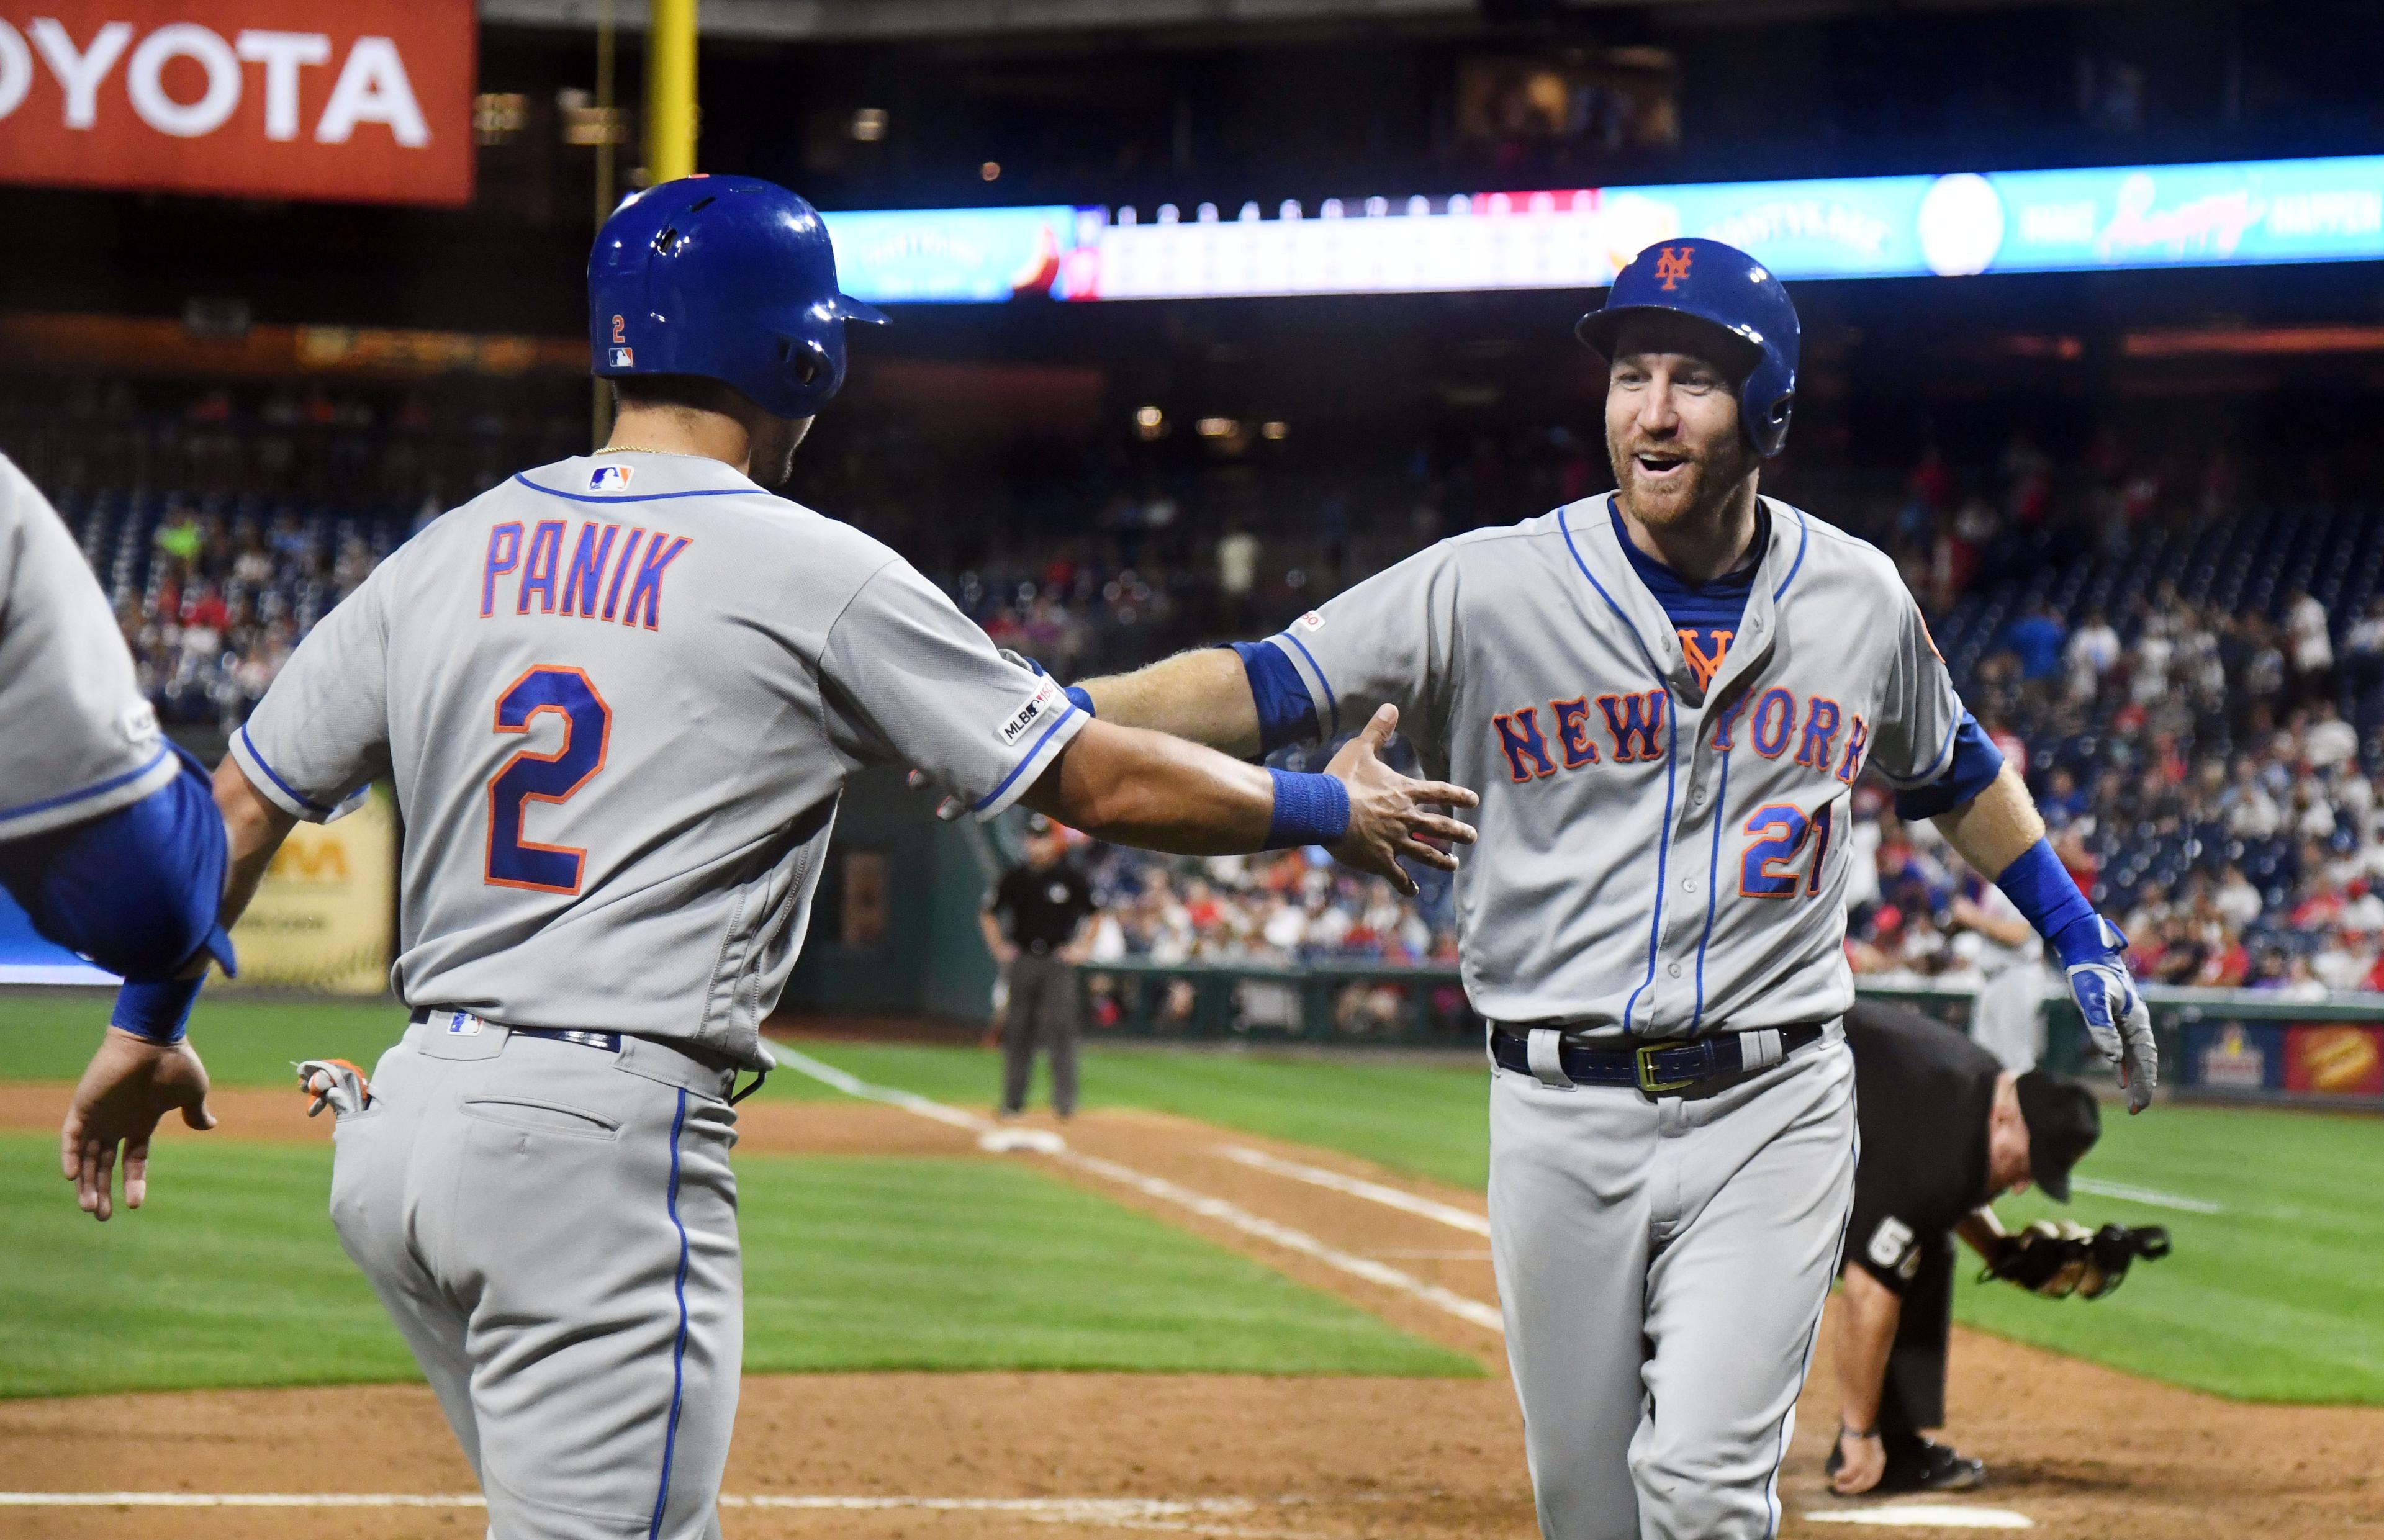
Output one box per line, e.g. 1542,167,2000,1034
0,1,473,204
2282,1024,2384,1097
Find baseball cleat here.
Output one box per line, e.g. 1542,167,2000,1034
1881,1439,1986,1493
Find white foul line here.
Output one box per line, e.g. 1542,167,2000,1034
1215,1145,1492,1238
772,1048,1506,1336
0,1492,1288,1531
1802,1502,2033,1529
2066,1177,2224,1214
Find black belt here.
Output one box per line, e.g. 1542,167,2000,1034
1489,1024,1825,1094
407,1009,767,1104
515,1026,623,1052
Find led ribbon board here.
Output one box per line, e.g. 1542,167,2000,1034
825,155,2384,303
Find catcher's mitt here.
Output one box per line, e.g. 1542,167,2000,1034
1979,1220,2171,1299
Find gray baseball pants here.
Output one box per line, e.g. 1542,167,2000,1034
1001,950,1080,1116
327,1016,743,1540
1488,1029,1857,1540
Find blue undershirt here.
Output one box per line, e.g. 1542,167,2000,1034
1608,499,1759,689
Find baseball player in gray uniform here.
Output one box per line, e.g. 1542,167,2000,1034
56,176,1474,1540
1063,240,2157,1538
0,454,238,1219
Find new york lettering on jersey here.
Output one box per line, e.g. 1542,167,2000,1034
1491,685,1869,787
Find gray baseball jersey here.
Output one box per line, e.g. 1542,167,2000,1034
1266,493,1961,1037
231,453,1085,1069
0,454,174,841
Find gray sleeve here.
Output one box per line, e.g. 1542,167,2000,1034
1262,542,1461,760
0,461,21,598
230,564,395,822
1866,597,1964,788
821,558,1089,821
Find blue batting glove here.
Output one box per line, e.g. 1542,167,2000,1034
2059,916,2157,1114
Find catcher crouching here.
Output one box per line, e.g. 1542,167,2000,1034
1829,998,2170,1495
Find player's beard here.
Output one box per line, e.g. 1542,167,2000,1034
1608,432,1758,534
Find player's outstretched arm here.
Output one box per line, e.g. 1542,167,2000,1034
1075,648,1263,759
61,758,297,1220
1020,704,1475,897
1931,765,2157,1113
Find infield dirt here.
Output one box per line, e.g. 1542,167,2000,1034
1,1086,2377,1539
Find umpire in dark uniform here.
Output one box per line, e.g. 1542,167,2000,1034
980,814,1097,1119
1828,997,2104,1496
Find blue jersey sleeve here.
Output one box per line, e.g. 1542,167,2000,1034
0,743,234,981
1228,641,1321,754
1891,711,2006,819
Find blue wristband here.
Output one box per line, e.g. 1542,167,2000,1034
1064,685,1095,716
1994,839,2103,967
111,976,205,1045
1264,768,1350,850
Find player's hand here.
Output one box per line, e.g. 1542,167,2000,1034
906,768,971,822
60,1027,217,1221
2063,917,2157,1114
1831,1429,1886,1495
1324,705,1479,898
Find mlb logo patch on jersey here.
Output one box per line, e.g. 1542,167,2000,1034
443,1010,484,1037
119,700,160,747
998,680,1063,747
588,464,636,492
607,346,635,368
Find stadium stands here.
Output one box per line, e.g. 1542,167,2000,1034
22,380,2383,999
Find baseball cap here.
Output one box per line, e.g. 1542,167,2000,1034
2015,1069,2101,1202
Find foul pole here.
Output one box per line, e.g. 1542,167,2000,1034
646,0,697,183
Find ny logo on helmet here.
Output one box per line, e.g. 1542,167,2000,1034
1653,246,1694,290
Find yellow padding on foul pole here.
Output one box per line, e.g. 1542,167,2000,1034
646,0,697,181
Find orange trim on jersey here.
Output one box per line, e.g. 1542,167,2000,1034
600,528,646,623
484,664,613,896
1492,706,1560,782
1750,687,1796,759
1795,696,1843,771
1836,714,1871,784
1549,696,1600,768
1677,628,1733,691
1738,802,1811,899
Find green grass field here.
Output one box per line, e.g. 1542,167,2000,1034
4,996,2379,1404
0,997,1497,1186
0,1128,1473,1398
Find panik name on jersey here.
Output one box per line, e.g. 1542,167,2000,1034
480,520,693,629
1491,684,1871,785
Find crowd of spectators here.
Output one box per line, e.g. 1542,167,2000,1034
995,426,2384,1007
84,498,400,731
25,379,2384,1002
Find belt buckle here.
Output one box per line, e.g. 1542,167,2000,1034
1635,1043,1697,1095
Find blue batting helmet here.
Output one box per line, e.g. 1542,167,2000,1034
1574,238,1800,458
589,174,887,420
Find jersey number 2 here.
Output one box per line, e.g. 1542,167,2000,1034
486,666,612,893
1738,801,1833,899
